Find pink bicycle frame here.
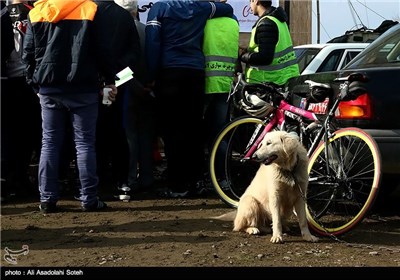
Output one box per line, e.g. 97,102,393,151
243,100,319,158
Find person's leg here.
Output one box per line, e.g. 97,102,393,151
113,91,130,187
1,79,11,201
137,105,156,188
8,79,37,194
125,107,139,188
70,97,100,209
96,103,113,187
204,93,230,178
204,93,230,152
155,70,182,191
38,95,67,207
163,69,205,190
179,69,206,188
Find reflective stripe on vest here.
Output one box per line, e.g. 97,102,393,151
203,17,239,94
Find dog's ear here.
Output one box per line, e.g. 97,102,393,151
282,133,299,158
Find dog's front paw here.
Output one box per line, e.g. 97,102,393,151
270,235,284,243
303,234,319,242
245,227,260,235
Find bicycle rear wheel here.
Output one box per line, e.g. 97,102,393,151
209,116,265,208
306,127,381,236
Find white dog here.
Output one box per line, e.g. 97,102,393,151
214,131,318,243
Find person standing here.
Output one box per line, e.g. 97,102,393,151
94,0,141,195
2,0,41,200
22,0,117,213
114,0,157,194
202,14,240,183
241,0,300,86
1,0,17,203
145,0,234,198
1,1,14,62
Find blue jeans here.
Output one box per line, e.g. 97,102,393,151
38,93,99,208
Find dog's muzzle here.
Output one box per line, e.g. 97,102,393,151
252,154,278,165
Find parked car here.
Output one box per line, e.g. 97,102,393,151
294,43,368,75
288,23,400,192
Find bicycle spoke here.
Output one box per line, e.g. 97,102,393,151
306,128,381,236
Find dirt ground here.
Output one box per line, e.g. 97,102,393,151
1,180,400,274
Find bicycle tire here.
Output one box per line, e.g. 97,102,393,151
306,127,381,236
209,116,265,208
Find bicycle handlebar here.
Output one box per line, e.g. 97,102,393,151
232,73,285,109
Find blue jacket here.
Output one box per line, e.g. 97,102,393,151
145,0,233,81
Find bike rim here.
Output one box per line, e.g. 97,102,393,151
306,128,381,236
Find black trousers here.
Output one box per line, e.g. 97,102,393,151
1,77,41,194
155,68,205,191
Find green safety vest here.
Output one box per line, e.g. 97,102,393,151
203,17,239,94
245,15,299,86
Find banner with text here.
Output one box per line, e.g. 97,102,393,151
137,0,279,33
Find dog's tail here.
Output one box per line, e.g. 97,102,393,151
210,210,237,221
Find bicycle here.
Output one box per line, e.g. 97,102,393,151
209,72,382,236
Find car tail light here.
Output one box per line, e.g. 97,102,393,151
335,93,372,119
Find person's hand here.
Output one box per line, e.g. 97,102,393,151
143,87,155,97
102,84,117,102
146,80,156,89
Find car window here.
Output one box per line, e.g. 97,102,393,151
344,25,400,69
317,49,343,72
342,50,362,66
295,48,320,73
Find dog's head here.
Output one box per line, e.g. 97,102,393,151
252,131,301,170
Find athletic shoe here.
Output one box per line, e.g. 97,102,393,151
218,179,230,192
158,189,189,198
117,183,131,193
39,202,57,214
81,200,108,212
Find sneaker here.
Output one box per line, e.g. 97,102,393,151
117,183,131,193
39,202,57,214
114,183,131,201
157,188,189,198
218,179,230,192
113,194,131,201
192,180,212,197
82,200,108,212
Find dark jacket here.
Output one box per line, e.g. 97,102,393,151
1,2,15,77
22,0,115,93
6,2,33,78
241,6,288,66
94,1,141,75
145,0,234,81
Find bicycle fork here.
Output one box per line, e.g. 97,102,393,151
241,117,277,161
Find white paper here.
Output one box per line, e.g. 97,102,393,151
115,67,134,87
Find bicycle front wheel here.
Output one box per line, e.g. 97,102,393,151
306,127,381,236
209,116,265,208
